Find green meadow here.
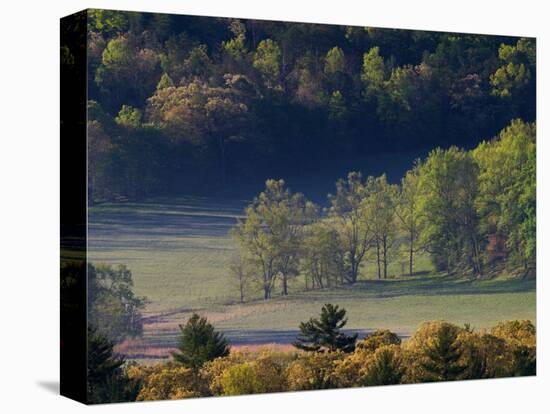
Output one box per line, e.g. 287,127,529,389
88,197,535,357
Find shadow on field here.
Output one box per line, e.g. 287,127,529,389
125,329,383,352
293,275,536,302
88,198,246,251
221,329,376,345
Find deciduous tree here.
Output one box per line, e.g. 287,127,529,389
232,179,316,298
363,175,399,279
395,161,423,276
328,172,373,284
417,147,482,275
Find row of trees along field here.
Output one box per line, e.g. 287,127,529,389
231,119,535,300
86,303,536,403
67,10,536,201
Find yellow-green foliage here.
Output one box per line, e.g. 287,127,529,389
125,320,535,400
331,330,401,387
457,330,512,378
219,352,288,395
491,320,536,347
402,321,465,382
286,351,342,391
331,347,370,387
358,329,401,353
127,363,204,401
361,344,406,386
200,352,248,396
491,320,536,376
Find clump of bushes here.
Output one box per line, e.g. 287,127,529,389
218,352,288,395
125,319,535,401
127,363,204,401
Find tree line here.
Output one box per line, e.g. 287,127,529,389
86,303,536,403
231,119,535,300
61,10,537,202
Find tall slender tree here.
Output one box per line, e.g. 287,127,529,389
328,172,373,284
395,161,423,276
363,175,399,279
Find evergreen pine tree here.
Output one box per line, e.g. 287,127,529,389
363,346,405,386
294,304,357,352
419,324,466,382
87,327,139,404
172,314,229,370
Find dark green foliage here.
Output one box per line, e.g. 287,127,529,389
510,345,536,376
294,304,357,353
85,10,535,200
419,324,467,381
172,314,230,370
87,327,140,404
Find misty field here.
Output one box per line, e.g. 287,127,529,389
88,197,536,359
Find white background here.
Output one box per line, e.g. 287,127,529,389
0,0,548,412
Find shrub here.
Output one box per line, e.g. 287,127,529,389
491,320,536,376
491,320,536,347
357,329,402,353
127,363,205,400
286,351,342,391
219,352,287,395
200,352,248,396
457,331,512,379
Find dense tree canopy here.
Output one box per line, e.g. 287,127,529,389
76,10,535,202
229,117,534,302
231,179,317,298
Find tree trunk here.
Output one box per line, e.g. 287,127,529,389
376,239,381,279
348,258,358,284
282,274,288,295
409,229,414,276
383,237,388,279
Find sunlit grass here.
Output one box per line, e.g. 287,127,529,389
89,197,536,359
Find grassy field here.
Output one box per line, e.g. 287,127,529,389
88,197,536,359
89,196,245,312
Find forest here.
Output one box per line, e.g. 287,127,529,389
60,8,536,404
67,9,537,200
229,118,535,303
